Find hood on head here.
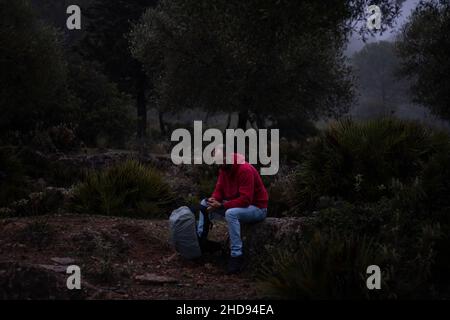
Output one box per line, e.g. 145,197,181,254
222,153,246,172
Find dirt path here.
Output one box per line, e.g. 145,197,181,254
0,215,260,299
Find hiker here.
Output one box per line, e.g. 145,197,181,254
197,146,268,274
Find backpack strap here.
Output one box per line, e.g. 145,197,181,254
199,203,211,239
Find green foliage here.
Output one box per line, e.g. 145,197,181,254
260,194,446,299
289,118,449,210
68,61,134,148
266,171,296,217
0,0,133,148
185,164,220,199
261,119,450,299
273,117,318,143
397,0,450,120
78,0,157,141
79,0,156,91
26,124,80,153
131,1,402,127
419,136,450,210
278,139,309,165
0,147,31,207
130,0,358,125
197,178,216,200
47,124,79,152
0,0,72,135
12,147,84,187
258,231,389,299
88,231,130,282
315,195,446,297
0,0,137,147
72,160,175,218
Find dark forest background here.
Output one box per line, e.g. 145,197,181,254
1,0,450,299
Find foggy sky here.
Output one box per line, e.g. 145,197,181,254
345,0,420,55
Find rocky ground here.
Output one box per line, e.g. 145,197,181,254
0,214,261,300
0,149,306,300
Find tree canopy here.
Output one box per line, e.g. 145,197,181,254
0,0,135,147
130,0,403,129
397,0,450,120
0,0,71,135
78,0,158,141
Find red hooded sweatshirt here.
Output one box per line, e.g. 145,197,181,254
211,154,269,209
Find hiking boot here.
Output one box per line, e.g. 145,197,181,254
227,255,244,275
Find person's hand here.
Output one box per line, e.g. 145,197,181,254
207,198,221,210
207,197,216,203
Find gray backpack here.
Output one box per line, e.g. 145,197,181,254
169,206,201,259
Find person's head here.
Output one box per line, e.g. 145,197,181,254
212,144,232,170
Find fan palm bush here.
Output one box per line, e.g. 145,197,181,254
262,118,450,299
288,118,449,210
258,230,392,299
72,160,175,218
419,136,450,210
258,196,444,299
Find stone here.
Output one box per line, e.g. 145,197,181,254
204,263,214,270
38,264,67,273
135,273,178,285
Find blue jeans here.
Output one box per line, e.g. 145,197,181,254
197,199,267,257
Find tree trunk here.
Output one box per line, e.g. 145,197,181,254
204,110,212,127
158,110,166,135
136,72,147,147
225,112,232,129
237,110,249,130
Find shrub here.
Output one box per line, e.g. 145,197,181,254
258,198,444,299
419,137,450,211
22,188,70,217
29,129,57,153
76,230,131,283
13,146,84,188
265,191,447,299
289,118,450,210
26,124,79,153
71,160,175,218
278,139,308,165
0,147,31,207
260,119,450,299
48,124,79,152
258,231,391,299
266,170,297,217
0,0,72,136
68,61,134,148
187,164,219,199
45,162,85,188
